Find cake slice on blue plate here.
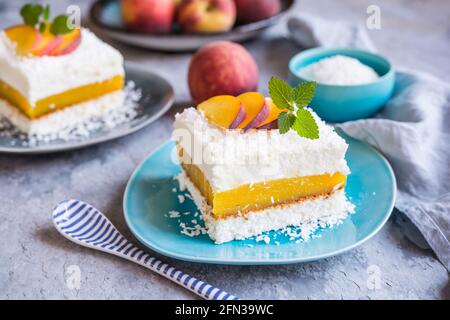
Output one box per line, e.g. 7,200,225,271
173,79,354,244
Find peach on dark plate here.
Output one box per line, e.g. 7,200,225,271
188,41,259,104
121,0,175,33
178,0,236,33
234,0,281,23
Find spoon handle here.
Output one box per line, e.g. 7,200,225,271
110,240,237,300
52,199,237,300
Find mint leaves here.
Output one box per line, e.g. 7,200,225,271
268,77,295,111
43,4,50,21
50,15,72,35
278,112,296,134
292,109,319,139
292,82,317,108
20,3,74,35
268,77,319,139
20,4,43,26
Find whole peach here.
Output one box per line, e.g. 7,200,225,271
234,0,281,23
121,0,175,33
188,41,259,103
178,0,236,33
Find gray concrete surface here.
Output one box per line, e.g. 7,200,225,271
0,0,449,299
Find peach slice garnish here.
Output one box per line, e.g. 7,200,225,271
197,95,242,129
236,92,265,129
5,24,81,57
5,25,41,56
48,28,81,56
229,104,246,129
256,98,287,128
32,32,62,56
258,119,278,130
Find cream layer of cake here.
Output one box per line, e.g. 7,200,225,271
174,107,350,192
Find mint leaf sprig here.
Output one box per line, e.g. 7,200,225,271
268,77,319,139
20,3,73,35
50,15,72,35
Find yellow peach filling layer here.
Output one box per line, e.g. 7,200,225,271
179,148,347,219
0,75,124,119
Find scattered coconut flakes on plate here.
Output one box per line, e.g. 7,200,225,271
179,222,207,237
168,182,353,244
168,210,181,218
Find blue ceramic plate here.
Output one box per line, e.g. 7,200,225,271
123,135,396,265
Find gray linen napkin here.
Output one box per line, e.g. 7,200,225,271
288,15,450,271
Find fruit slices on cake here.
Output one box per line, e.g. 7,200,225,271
173,79,354,244
0,4,125,136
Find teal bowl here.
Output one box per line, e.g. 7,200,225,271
288,48,395,122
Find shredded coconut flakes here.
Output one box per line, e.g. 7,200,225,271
299,55,379,85
168,178,353,243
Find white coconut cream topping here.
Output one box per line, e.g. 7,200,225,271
173,107,350,192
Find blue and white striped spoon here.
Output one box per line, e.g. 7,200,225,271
52,199,238,300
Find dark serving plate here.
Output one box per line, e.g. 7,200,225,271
89,0,295,52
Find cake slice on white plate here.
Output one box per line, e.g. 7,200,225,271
173,80,354,244
0,4,125,136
